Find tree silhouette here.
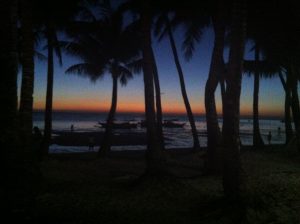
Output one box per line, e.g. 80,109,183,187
118,0,167,175
33,0,83,155
64,9,141,156
222,0,247,200
155,14,201,151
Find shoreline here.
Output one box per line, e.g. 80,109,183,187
51,130,285,148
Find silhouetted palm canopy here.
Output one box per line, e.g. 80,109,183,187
243,59,282,78
152,0,213,60
246,0,300,72
64,13,141,82
33,0,84,63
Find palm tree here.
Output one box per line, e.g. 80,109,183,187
118,0,166,175
252,45,264,147
222,0,247,200
0,0,20,215
66,56,136,157
32,0,83,155
246,0,300,149
246,1,278,148
42,24,63,155
204,1,227,172
258,0,300,150
140,6,166,174
288,66,300,150
19,0,35,138
278,71,294,144
244,56,282,147
155,1,224,165
155,15,201,150
0,0,19,151
99,64,135,156
150,48,165,149
64,12,141,156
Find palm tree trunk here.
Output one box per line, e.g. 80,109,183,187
150,48,165,149
18,2,41,214
141,8,165,175
98,74,118,157
0,0,18,146
0,0,19,156
222,0,247,200
166,18,200,150
43,27,54,155
284,90,294,143
289,67,300,151
278,72,294,144
0,0,18,165
204,11,225,173
253,46,264,147
19,0,35,145
0,0,33,216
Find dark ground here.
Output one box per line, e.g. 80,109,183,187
29,144,300,224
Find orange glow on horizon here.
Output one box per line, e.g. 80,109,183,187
34,99,283,117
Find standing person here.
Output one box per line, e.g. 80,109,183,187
71,124,74,132
267,131,272,145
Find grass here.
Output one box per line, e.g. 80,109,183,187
32,146,300,223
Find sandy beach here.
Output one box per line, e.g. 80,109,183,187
52,131,150,146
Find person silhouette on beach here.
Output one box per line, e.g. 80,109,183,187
278,127,281,136
71,124,74,132
88,136,95,151
267,131,272,145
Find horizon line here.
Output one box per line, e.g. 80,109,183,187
33,109,284,119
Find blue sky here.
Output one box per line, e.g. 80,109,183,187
25,26,286,117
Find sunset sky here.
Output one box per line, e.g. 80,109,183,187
25,27,286,117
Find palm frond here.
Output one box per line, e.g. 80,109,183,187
243,60,282,78
154,14,168,42
35,51,47,61
98,0,113,19
115,21,142,63
118,66,133,86
65,63,104,82
182,22,203,61
126,58,143,74
77,5,97,22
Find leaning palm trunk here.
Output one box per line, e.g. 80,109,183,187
204,11,225,173
98,74,118,157
19,0,34,137
278,72,294,144
43,26,54,155
166,19,200,150
150,48,165,149
222,0,247,200
141,8,165,175
252,46,264,147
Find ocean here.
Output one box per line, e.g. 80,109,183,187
33,111,286,153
